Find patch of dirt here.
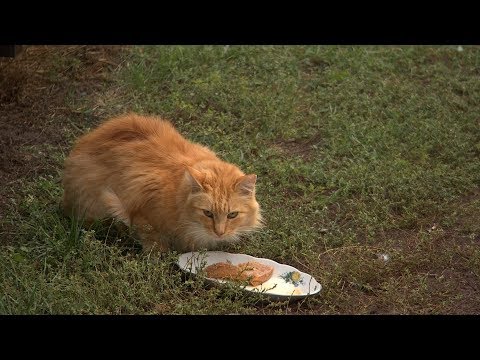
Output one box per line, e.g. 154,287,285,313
423,50,455,68
0,45,128,231
273,133,322,161
300,56,330,74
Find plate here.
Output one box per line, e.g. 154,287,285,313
177,251,322,301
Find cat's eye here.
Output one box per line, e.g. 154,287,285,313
227,212,238,219
203,210,214,218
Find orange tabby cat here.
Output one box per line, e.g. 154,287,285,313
62,113,262,253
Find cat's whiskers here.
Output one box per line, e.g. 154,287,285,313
181,223,241,247
181,226,213,244
236,225,263,236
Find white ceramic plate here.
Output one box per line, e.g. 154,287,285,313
177,251,322,301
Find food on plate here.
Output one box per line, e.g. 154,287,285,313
203,262,238,279
204,261,274,286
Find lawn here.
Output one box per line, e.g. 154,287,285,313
1,45,479,314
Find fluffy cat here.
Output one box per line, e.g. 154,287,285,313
62,113,262,253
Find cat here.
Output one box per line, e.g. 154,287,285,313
62,113,263,253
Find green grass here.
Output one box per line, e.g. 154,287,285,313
2,45,480,314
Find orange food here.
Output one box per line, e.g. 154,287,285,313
204,261,274,286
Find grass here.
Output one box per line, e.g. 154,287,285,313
1,45,480,314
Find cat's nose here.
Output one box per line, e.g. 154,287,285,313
214,222,226,236
214,228,225,236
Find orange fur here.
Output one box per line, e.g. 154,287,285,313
62,113,263,252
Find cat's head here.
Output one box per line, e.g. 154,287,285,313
180,163,263,248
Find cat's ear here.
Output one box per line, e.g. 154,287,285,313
185,167,205,193
235,174,257,196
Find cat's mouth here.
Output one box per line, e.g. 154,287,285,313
212,233,228,240
210,231,235,242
